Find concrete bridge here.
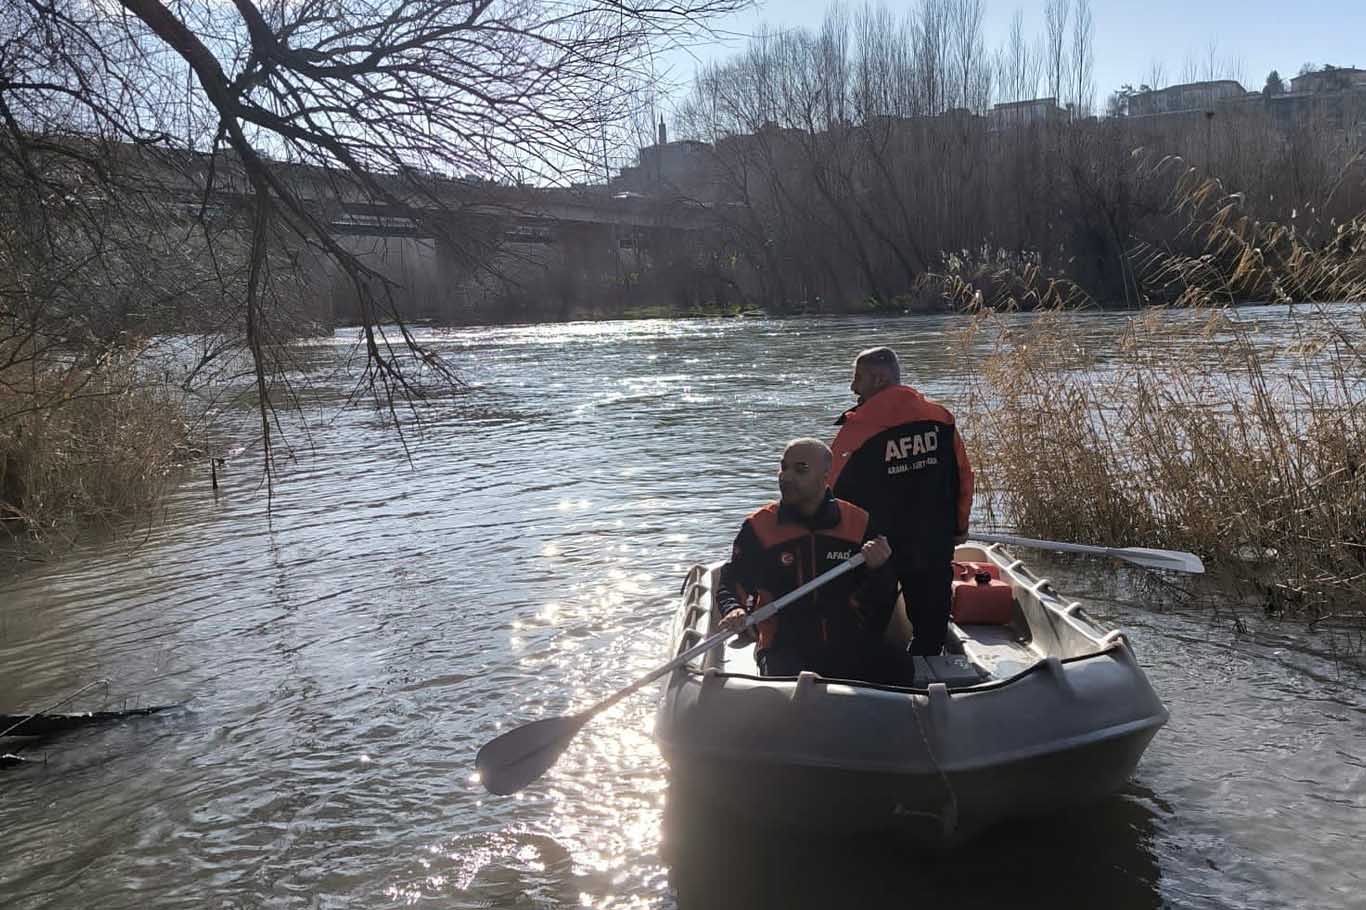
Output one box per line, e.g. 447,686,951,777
141,148,719,245
106,143,728,318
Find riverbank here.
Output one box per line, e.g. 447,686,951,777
376,181,1366,325
0,344,190,541
962,302,1366,623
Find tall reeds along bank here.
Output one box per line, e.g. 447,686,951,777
0,132,327,538
961,302,1366,622
1130,155,1366,308
0,166,211,540
0,341,189,539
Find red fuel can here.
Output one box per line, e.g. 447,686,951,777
950,561,1015,625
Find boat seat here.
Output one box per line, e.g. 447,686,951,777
951,622,1040,681
721,642,762,676
911,654,985,688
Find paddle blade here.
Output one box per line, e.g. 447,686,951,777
475,714,588,795
1115,547,1205,574
971,532,1205,575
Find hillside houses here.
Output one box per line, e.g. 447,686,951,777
1123,73,1366,136
1126,81,1246,116
612,70,1366,202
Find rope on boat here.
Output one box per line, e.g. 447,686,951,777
908,690,960,838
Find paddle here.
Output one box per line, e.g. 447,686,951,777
970,532,1205,574
475,551,869,795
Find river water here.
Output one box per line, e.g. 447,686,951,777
1,309,1363,909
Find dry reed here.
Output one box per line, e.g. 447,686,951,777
960,164,1366,619
1131,153,1366,308
0,342,189,539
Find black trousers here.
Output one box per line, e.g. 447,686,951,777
759,638,921,684
757,643,874,681
757,647,811,677
758,642,918,685
897,564,953,656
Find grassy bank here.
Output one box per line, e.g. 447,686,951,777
962,304,1365,622
958,164,1366,621
1,343,190,540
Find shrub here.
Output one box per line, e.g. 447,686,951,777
0,343,189,538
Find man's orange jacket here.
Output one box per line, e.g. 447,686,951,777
828,385,973,571
717,494,895,675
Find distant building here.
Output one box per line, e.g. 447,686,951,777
989,97,1069,130
1289,67,1366,94
940,106,978,123
635,140,713,187
1114,72,1366,149
609,125,727,202
1127,80,1248,117
1264,86,1366,137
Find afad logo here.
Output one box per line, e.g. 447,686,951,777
885,430,939,461
780,551,795,566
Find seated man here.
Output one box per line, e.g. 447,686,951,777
717,438,895,680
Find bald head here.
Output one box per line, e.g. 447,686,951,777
784,437,832,470
851,347,901,403
855,347,901,382
778,438,831,515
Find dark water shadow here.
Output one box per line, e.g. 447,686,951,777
662,784,1165,910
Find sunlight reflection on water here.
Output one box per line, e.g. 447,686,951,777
0,307,1363,909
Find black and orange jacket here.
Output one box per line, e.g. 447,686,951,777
717,492,896,669
828,385,974,571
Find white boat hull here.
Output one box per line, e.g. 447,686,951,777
654,544,1169,844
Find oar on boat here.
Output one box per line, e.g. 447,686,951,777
970,533,1205,574
475,551,869,796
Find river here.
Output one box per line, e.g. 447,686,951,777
1,308,1363,909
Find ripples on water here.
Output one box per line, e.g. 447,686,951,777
1,309,1363,909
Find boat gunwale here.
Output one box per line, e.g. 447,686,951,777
974,540,1115,646
656,708,1167,775
666,638,1135,696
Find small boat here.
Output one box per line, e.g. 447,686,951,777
654,541,1168,844
0,705,179,738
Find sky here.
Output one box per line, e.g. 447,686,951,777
655,0,1366,115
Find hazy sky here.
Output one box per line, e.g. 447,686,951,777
658,0,1366,110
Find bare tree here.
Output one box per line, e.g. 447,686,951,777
3,0,742,481
915,0,951,116
1181,51,1201,85
817,2,852,127
852,3,903,118
949,0,990,111
995,9,1040,105
1044,0,1071,104
1203,39,1222,82
1145,59,1168,91
1068,0,1094,115
1225,54,1248,88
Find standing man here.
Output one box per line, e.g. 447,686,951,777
828,347,974,656
717,438,894,680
